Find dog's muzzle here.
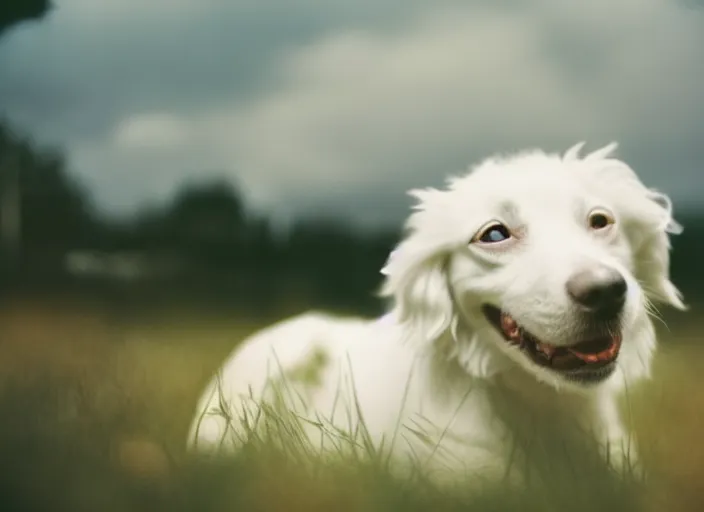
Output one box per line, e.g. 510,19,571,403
482,265,628,384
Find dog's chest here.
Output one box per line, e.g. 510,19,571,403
397,377,608,482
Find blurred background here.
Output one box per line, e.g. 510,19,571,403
0,1,702,511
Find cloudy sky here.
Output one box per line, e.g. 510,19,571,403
1,0,702,228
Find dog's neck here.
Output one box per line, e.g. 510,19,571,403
426,326,602,416
422,328,608,464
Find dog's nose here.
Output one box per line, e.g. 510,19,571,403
566,266,627,317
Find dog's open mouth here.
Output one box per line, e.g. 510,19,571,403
482,305,621,379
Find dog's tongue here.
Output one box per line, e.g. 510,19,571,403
567,336,620,363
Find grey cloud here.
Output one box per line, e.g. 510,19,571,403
0,0,463,143
0,0,702,228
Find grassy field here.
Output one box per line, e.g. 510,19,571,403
0,292,701,511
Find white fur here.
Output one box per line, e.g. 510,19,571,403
188,143,685,486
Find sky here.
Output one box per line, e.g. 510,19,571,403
0,0,703,229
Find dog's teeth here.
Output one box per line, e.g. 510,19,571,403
536,342,555,356
535,342,556,361
500,313,522,343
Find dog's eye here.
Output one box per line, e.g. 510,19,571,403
475,223,511,243
588,210,615,230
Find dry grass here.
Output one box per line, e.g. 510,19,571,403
0,293,701,511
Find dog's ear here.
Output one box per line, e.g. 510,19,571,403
572,142,686,311
380,188,457,346
632,189,686,311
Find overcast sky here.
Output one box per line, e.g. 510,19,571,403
0,0,702,228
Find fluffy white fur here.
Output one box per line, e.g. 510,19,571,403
187,142,685,486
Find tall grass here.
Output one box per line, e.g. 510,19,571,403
0,297,701,511
186,363,644,512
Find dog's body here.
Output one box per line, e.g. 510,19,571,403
188,143,684,485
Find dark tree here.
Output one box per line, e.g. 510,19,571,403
164,179,246,245
0,123,95,278
0,0,51,37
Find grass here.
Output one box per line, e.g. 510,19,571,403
0,293,702,511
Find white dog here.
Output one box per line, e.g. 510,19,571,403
188,143,685,486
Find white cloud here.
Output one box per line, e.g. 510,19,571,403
206,9,589,212
189,0,704,224
113,112,191,149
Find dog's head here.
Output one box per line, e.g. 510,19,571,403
381,142,685,391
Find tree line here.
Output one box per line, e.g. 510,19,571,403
2,124,702,316
0,124,399,313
